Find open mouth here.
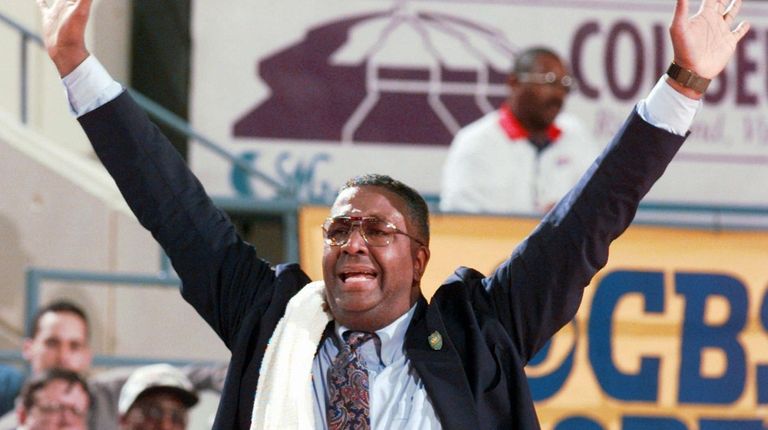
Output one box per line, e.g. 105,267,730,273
339,269,377,282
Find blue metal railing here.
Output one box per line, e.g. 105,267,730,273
0,12,43,125
212,196,301,263
0,267,220,370
0,10,290,198
23,268,180,339
128,90,290,195
0,10,297,369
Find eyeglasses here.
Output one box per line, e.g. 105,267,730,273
322,216,425,247
134,404,188,426
34,402,87,418
516,72,575,92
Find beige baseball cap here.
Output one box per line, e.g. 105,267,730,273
118,363,199,415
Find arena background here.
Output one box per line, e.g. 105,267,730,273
190,0,768,209
0,0,767,429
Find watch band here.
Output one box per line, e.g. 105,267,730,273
666,62,711,94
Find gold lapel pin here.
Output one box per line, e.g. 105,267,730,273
428,331,443,351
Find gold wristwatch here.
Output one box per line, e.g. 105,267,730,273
666,62,711,94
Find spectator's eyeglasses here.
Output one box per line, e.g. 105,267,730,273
322,216,425,247
135,404,188,426
517,72,575,92
34,402,87,418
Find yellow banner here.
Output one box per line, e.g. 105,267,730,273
299,206,768,429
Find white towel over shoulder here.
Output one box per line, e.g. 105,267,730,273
251,280,332,430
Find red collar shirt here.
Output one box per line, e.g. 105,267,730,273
440,106,600,215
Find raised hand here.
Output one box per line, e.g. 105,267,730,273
35,0,93,77
670,0,750,79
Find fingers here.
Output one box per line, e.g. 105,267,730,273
726,0,742,16
723,0,741,25
723,0,749,43
723,10,734,26
731,21,751,43
701,0,723,12
716,0,730,14
74,0,93,17
673,0,690,26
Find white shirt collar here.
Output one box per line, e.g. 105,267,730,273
334,303,417,366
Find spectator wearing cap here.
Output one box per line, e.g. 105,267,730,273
0,301,226,430
118,364,199,430
16,368,90,430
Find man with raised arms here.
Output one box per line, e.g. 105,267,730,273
35,0,748,428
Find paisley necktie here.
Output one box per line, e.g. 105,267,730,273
326,331,376,430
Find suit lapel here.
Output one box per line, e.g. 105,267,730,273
405,298,481,429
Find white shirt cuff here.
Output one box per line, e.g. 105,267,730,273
62,55,123,117
637,76,701,136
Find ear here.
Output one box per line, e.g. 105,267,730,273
412,246,431,284
16,403,27,425
21,338,33,361
507,73,519,87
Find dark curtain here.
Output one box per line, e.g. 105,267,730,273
131,0,191,159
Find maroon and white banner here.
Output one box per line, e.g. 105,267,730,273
190,0,768,207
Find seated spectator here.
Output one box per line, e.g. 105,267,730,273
118,364,198,430
0,300,91,429
0,301,225,430
22,301,92,376
15,368,90,430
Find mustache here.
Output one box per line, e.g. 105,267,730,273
541,98,563,113
544,96,564,109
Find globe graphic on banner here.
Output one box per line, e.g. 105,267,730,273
233,2,519,146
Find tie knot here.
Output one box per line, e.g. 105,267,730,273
343,331,375,349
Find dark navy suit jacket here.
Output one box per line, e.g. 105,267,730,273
79,92,686,429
